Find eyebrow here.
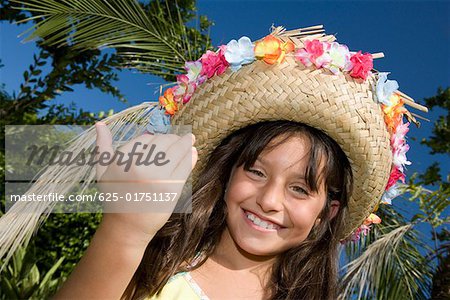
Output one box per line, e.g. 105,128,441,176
255,157,266,164
255,157,307,180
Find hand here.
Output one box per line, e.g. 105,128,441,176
95,122,198,244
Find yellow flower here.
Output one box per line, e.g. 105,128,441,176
254,35,295,64
382,94,406,135
364,213,382,225
159,88,178,115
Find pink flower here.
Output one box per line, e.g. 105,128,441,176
200,47,229,79
173,74,197,104
349,51,373,80
391,121,410,149
347,224,372,242
393,143,411,172
306,39,325,58
386,166,405,190
344,213,381,242
295,39,331,68
295,48,313,67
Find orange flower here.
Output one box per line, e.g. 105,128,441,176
382,94,406,135
159,88,178,115
363,213,382,225
254,35,295,64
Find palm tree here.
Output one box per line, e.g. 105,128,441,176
12,0,212,80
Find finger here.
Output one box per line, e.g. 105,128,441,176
119,133,156,154
95,122,114,180
192,146,198,169
164,134,195,176
137,134,186,176
145,134,180,151
172,146,198,180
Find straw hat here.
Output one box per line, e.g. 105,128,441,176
157,25,425,240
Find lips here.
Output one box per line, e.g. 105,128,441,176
243,209,285,230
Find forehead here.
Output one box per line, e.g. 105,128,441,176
257,134,313,170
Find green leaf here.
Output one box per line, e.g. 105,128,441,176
13,0,211,77
38,256,64,291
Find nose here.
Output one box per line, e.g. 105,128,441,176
256,178,284,212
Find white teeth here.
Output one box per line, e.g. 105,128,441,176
245,212,279,230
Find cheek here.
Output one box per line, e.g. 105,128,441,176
225,177,255,205
287,201,324,229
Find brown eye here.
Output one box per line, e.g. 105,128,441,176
291,185,308,196
248,169,265,178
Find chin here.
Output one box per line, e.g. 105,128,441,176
230,231,303,258
236,238,281,257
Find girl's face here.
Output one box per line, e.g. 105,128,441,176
224,135,336,257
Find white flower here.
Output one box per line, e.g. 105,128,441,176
393,143,411,172
376,72,399,105
146,108,171,134
323,42,351,74
225,36,255,71
184,61,206,84
381,183,403,204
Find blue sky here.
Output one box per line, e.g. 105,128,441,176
1,1,449,222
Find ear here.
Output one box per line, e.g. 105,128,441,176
329,200,340,220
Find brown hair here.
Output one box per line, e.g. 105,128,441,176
122,120,353,300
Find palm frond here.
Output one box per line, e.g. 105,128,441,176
344,204,421,261
339,224,432,299
0,103,159,270
12,0,210,77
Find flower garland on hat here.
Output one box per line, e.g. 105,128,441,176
155,32,415,242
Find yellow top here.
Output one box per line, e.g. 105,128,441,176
147,272,209,300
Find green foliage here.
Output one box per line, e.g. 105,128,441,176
12,0,213,81
34,213,102,278
1,2,212,298
408,181,450,229
421,87,450,155
431,228,450,299
0,243,65,300
417,87,450,300
0,48,124,121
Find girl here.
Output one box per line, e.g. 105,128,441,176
1,25,424,299
56,120,351,299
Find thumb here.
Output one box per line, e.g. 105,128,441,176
95,122,114,181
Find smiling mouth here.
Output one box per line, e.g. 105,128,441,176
243,210,283,231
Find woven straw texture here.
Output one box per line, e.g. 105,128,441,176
174,38,392,240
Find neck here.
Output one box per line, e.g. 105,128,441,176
210,226,276,276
